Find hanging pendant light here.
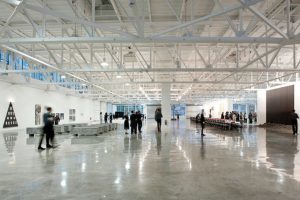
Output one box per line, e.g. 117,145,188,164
101,44,108,67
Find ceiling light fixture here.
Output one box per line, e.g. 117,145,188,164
101,58,108,67
101,44,108,67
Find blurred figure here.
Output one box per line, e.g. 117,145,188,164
248,112,253,124
54,113,60,125
221,112,224,119
124,114,129,134
290,109,299,135
100,112,103,123
155,108,163,132
136,111,143,134
200,110,205,137
104,112,108,123
130,111,137,134
109,113,113,123
240,112,244,127
38,107,55,150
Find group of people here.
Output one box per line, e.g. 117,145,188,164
124,110,143,134
220,111,257,124
104,112,113,123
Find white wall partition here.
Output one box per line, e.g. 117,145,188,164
0,81,98,130
295,83,300,115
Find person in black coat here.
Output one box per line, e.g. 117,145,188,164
104,112,108,123
221,112,224,119
136,111,143,133
291,109,299,135
109,113,113,123
124,114,129,134
200,111,206,137
130,111,137,134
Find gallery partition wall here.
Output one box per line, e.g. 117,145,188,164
266,85,294,125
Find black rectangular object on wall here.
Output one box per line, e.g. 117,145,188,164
266,85,294,125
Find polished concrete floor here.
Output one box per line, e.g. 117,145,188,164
0,119,300,200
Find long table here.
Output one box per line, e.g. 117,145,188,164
27,123,88,136
190,117,242,130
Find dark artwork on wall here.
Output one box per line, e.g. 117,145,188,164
3,102,18,128
266,85,294,125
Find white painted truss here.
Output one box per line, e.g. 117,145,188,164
0,0,300,104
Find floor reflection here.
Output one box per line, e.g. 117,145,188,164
3,132,18,164
71,136,104,144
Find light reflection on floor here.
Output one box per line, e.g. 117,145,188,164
0,119,300,200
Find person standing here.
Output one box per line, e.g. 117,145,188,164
200,111,205,137
100,112,103,124
155,108,163,132
124,114,129,134
109,113,113,123
136,111,143,134
221,112,224,119
104,112,108,123
248,112,253,124
239,112,244,127
54,113,60,125
130,111,137,134
38,107,55,150
291,109,299,135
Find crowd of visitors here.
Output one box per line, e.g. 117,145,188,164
220,111,257,124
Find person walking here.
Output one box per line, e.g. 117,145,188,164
38,107,55,150
200,110,205,137
155,108,163,132
109,113,113,123
136,111,143,134
130,111,137,134
104,112,108,123
124,114,129,134
291,109,299,135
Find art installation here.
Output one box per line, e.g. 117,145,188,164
3,102,18,128
35,104,41,125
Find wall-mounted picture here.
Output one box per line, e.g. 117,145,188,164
35,104,41,125
69,109,76,122
59,113,64,120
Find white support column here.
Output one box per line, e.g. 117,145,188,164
257,90,266,125
161,83,171,122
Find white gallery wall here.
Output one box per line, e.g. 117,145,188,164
295,83,300,115
186,105,203,118
0,80,99,131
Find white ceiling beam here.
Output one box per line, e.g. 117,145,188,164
22,3,136,37
214,0,238,35
238,0,289,39
151,0,262,38
2,67,299,73
0,36,284,44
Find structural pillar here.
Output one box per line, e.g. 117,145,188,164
161,83,171,122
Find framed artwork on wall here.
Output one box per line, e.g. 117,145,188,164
35,104,41,125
